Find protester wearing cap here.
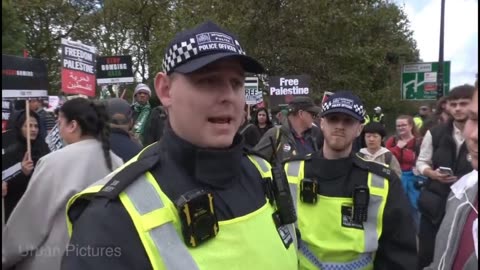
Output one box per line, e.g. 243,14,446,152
284,90,417,269
254,96,321,163
62,21,298,270
131,83,152,145
106,98,142,162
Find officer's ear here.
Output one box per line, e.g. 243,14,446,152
155,72,173,108
356,122,364,137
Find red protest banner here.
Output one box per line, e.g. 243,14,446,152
61,38,96,96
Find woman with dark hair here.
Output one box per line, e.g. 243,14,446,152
385,115,423,227
2,110,50,221
3,98,123,270
253,108,273,137
358,122,402,178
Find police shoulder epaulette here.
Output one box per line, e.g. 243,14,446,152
353,153,394,180
284,153,313,164
243,147,270,161
96,142,162,200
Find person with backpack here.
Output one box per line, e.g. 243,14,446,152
385,115,423,227
254,96,321,163
358,122,402,178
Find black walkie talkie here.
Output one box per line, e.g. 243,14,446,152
269,137,297,225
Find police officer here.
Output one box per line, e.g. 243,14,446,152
284,91,417,269
372,106,385,126
61,21,298,270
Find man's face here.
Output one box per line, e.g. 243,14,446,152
155,58,245,148
419,106,431,116
447,98,471,122
464,90,478,170
135,91,150,105
298,110,315,129
28,100,41,111
320,113,363,152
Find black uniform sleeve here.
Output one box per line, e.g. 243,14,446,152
374,174,418,270
61,198,152,270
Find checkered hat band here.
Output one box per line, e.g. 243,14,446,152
162,37,246,73
322,99,365,118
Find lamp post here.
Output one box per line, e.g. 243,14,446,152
436,0,446,99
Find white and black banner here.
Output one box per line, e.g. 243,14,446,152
268,75,310,107
2,55,49,100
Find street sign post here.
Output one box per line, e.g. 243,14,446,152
401,61,450,100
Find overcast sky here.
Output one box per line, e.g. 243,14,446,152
396,0,478,87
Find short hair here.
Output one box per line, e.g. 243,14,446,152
363,122,386,138
447,84,475,101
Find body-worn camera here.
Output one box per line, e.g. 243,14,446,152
175,189,219,247
300,178,318,204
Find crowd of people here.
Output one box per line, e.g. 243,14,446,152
2,20,477,270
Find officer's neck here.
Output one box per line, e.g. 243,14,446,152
161,127,243,189
322,144,352,159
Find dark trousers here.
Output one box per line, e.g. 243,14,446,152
417,215,440,269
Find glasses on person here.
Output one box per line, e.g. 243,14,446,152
396,124,408,128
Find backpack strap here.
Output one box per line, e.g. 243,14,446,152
239,123,253,135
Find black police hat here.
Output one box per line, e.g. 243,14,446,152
162,21,265,75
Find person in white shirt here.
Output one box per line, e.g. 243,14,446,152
425,79,478,270
416,84,475,269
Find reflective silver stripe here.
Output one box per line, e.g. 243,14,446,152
286,161,301,177
370,173,384,189
299,239,373,269
124,175,165,215
289,184,298,215
250,155,269,174
364,194,381,252
124,176,199,270
363,173,385,252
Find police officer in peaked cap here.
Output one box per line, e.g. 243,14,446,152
284,91,417,269
61,21,298,270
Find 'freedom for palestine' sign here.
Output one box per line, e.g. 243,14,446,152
61,38,96,96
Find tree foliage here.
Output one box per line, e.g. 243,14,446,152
3,0,419,126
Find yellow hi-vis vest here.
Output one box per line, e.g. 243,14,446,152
372,113,384,123
66,154,298,270
364,115,370,125
284,158,389,270
413,116,423,129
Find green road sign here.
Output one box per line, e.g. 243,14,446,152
401,61,451,100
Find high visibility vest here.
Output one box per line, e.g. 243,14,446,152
364,115,370,124
284,158,389,270
413,116,423,129
372,113,384,123
66,154,298,270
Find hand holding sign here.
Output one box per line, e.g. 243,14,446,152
21,152,34,176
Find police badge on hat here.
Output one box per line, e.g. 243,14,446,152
283,143,291,152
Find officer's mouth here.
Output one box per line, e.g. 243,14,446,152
208,117,232,125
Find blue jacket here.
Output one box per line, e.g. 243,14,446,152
109,128,142,162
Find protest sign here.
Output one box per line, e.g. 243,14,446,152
268,75,310,107
97,55,134,85
61,38,96,96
